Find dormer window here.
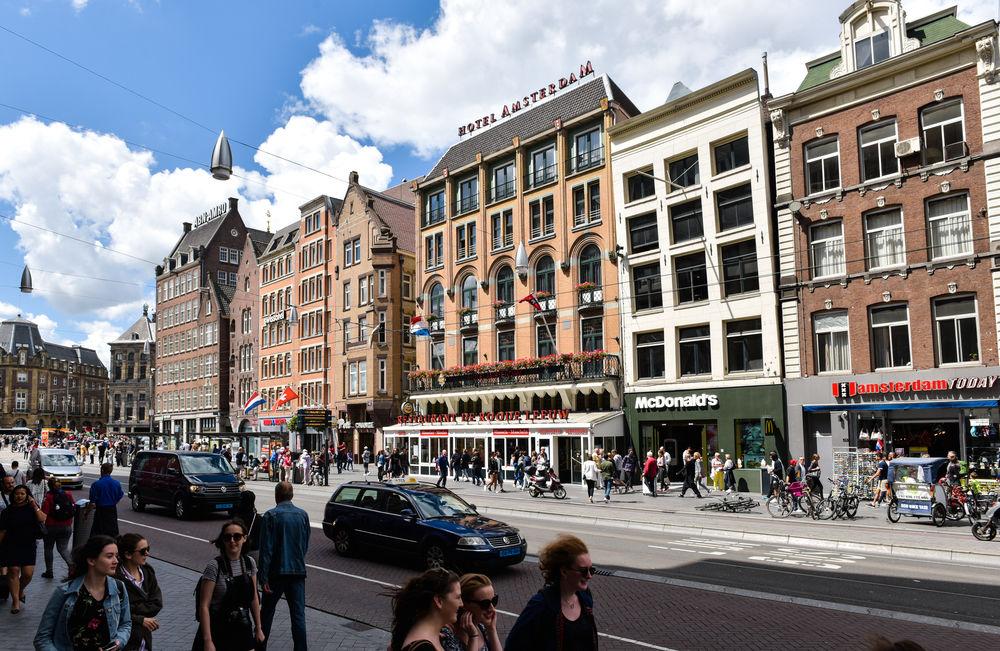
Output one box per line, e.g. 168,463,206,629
855,30,889,69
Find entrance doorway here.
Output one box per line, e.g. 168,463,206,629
890,421,960,458
555,437,585,484
652,421,718,480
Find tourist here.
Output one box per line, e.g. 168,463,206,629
195,520,265,651
0,483,47,613
388,568,463,651
116,533,163,651
40,478,75,579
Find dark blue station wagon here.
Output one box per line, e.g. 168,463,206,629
322,480,526,570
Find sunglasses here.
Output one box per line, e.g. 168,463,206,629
571,566,597,577
470,594,499,609
222,533,245,542
136,547,151,556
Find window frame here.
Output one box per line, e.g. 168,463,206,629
921,99,966,165
809,220,846,279
814,310,851,373
859,119,899,182
627,212,659,254
869,304,912,370
863,208,905,270
713,134,750,175
669,198,704,244
933,295,980,366
678,325,712,377
635,330,665,380
926,193,972,261
804,137,841,195
674,251,708,304
632,262,663,312
716,182,754,232
720,239,759,296
625,167,656,203
667,152,700,189
725,318,763,374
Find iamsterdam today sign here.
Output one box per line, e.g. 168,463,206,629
832,375,999,399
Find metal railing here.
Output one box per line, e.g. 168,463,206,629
530,222,555,240
571,146,604,173
574,208,601,227
491,180,516,203
525,163,558,189
578,288,603,308
492,231,514,251
453,193,479,215
423,207,446,227
494,303,515,325
459,312,479,329
408,354,621,393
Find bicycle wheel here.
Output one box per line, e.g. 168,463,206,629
845,495,859,519
932,503,947,527
766,495,791,518
816,495,835,520
886,501,901,523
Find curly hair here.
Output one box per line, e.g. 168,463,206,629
538,533,589,585
389,568,459,651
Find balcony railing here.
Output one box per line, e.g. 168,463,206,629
407,353,621,393
453,194,479,215
492,231,514,251
534,296,556,317
459,311,479,330
571,147,604,173
494,303,515,326
578,287,603,310
574,208,601,227
428,318,445,336
530,222,555,240
423,207,446,227
525,164,558,190
491,180,516,203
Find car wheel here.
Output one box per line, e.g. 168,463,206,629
553,486,567,500
332,527,354,556
424,542,447,570
131,493,145,512
174,496,189,520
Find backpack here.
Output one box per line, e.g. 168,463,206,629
50,490,76,521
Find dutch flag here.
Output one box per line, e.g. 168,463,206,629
410,315,430,338
243,391,266,415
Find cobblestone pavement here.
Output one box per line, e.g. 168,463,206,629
0,547,390,651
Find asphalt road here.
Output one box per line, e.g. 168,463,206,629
75,470,1000,650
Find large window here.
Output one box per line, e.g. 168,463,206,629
579,244,602,286
496,265,514,304
636,331,665,380
926,194,972,260
670,199,703,243
431,341,445,370
679,325,711,376
814,311,851,373
536,323,555,357
855,30,890,69
860,121,898,181
628,212,659,253
429,283,445,319
461,275,478,309
675,252,708,304
864,209,904,269
726,319,763,373
535,256,555,295
572,181,601,227
424,232,444,269
456,222,476,260
721,240,758,296
922,100,965,165
531,146,557,187
714,136,749,174
668,153,699,188
626,168,655,202
492,162,515,202
805,138,840,194
632,262,662,311
574,128,602,171
871,304,911,369
491,210,513,250
717,183,753,231
581,316,603,351
530,196,555,239
462,335,478,366
934,296,979,364
497,330,515,362
457,176,478,214
425,190,445,226
810,221,845,278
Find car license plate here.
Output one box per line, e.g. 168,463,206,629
216,503,233,510
500,547,520,557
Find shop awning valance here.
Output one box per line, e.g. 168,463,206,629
803,400,998,412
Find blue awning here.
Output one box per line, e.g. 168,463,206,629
802,400,998,412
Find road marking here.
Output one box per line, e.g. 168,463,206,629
648,545,725,556
119,518,210,543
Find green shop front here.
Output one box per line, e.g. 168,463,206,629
625,385,786,493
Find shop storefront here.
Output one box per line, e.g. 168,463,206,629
382,409,625,485
786,368,1000,480
625,386,787,485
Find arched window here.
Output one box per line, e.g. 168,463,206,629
579,244,602,286
535,255,555,294
429,283,445,318
496,265,514,304
462,275,478,309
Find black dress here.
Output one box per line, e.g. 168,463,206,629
0,502,39,567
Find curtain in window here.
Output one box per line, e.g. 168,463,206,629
814,311,850,372
928,195,971,259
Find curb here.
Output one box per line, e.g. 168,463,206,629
477,504,1000,568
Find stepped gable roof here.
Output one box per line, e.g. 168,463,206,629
112,314,155,344
359,184,416,254
798,9,970,91
425,75,638,181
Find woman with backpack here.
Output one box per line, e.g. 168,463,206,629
195,519,265,651
40,478,75,579
116,533,163,650
33,534,132,650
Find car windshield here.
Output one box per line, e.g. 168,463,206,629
42,453,78,467
408,489,477,518
179,455,234,475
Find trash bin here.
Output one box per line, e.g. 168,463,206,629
73,499,93,548
293,466,303,484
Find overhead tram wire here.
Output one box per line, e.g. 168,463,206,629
0,259,149,287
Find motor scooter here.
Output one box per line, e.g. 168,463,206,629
527,468,567,499
972,501,1000,541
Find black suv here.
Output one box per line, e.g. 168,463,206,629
323,480,526,570
128,451,244,519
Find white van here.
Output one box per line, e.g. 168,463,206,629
37,447,84,489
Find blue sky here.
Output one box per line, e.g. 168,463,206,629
0,0,992,363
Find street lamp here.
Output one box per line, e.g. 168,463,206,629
19,264,32,293
515,241,529,279
210,131,233,181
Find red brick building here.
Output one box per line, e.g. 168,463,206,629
770,1,1000,476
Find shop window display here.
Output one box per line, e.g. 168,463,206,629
738,419,764,468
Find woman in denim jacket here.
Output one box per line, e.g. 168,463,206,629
34,534,132,651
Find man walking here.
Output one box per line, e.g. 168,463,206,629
436,450,449,488
679,453,702,498
599,453,615,503
88,462,124,538
642,451,658,497
259,481,310,651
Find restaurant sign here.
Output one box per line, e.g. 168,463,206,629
832,375,999,399
457,62,595,137
397,409,571,425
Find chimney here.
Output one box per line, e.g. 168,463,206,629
349,170,359,184
183,222,192,233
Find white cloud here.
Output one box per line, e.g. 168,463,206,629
0,300,62,343
70,0,88,12
19,7,30,17
64,319,120,368
299,0,998,158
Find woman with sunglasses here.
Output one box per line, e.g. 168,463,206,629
504,534,598,651
195,520,265,651
116,533,163,650
441,574,502,651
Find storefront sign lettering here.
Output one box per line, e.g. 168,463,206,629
832,375,999,399
194,202,228,228
634,394,719,410
457,62,595,137
420,430,449,437
396,409,571,425
261,418,287,426
262,310,286,325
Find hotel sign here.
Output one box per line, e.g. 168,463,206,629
832,375,999,399
262,310,286,325
194,202,229,228
457,61,595,137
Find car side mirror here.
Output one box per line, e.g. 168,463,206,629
399,508,416,520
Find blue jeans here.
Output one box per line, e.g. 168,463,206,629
261,575,307,651
603,479,613,500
